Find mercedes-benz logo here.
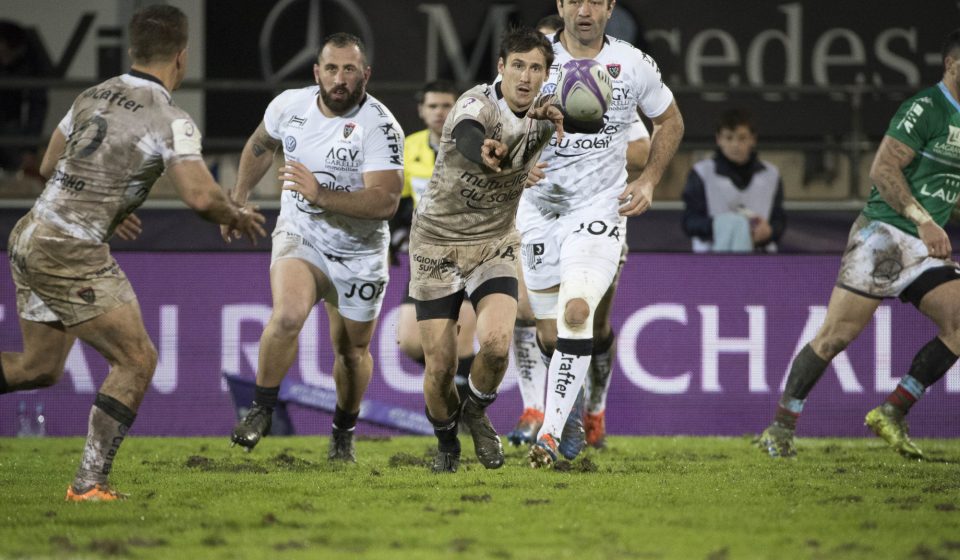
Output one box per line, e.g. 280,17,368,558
259,0,375,84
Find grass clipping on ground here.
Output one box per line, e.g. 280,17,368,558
1,436,959,559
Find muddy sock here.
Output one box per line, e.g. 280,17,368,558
886,337,958,414
332,405,359,432
72,393,136,492
775,344,829,429
426,408,460,454
253,385,279,411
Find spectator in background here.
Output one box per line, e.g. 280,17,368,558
0,20,49,178
682,109,785,252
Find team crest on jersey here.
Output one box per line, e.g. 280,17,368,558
284,135,297,152
606,63,621,78
77,287,96,304
343,123,356,139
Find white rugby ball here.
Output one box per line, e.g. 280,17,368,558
557,58,614,121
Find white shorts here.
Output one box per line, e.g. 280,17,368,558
271,229,389,322
518,196,626,292
837,216,957,299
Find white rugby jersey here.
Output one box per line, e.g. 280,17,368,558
265,87,404,257
526,32,673,213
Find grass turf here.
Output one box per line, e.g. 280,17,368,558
1,435,959,559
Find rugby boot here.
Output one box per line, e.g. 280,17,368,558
230,404,272,451
328,428,356,463
865,403,923,459
558,388,586,460
529,433,559,469
65,483,127,502
506,408,544,446
756,422,797,458
585,410,607,449
459,397,504,469
432,449,461,473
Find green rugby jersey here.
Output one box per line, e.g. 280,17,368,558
863,82,960,236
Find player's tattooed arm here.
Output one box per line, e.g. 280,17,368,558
871,135,950,257
39,127,67,181
233,122,281,205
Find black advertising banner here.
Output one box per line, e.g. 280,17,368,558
205,0,959,141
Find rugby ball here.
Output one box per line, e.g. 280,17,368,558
556,58,614,121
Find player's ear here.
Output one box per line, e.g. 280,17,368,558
313,64,321,85
497,57,505,75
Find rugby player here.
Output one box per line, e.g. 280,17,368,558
521,0,684,468
227,33,404,463
759,29,960,460
1,5,266,501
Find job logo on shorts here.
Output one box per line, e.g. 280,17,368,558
284,135,297,152
522,243,544,269
77,287,96,304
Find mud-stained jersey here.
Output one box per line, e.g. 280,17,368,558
526,33,673,214
266,87,404,257
863,82,960,236
32,70,203,242
413,83,555,244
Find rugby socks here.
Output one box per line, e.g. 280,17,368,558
775,344,829,430
426,408,460,454
540,338,593,439
513,322,546,412
586,331,616,415
253,385,280,411
72,393,136,492
466,376,497,409
885,337,959,414
0,357,8,394
332,405,359,432
454,355,474,397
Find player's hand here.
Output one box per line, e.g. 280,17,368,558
480,139,508,173
751,217,772,245
528,104,565,143
279,160,322,204
525,161,547,188
618,179,654,216
918,221,951,258
228,204,267,246
221,190,247,243
114,213,142,241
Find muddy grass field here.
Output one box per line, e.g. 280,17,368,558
1,436,959,559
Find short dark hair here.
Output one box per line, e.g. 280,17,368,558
942,28,960,66
318,32,368,66
536,15,564,34
415,80,458,104
498,26,554,70
716,109,755,134
128,5,188,65
558,0,613,6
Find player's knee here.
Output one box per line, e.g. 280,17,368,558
270,309,308,337
477,341,510,375
133,340,159,377
563,298,590,330
337,346,369,372
397,333,424,361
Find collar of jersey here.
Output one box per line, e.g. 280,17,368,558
938,81,960,114
126,69,166,90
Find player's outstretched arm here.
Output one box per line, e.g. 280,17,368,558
168,159,267,245
870,135,950,257
619,101,684,217
280,160,403,220
222,122,280,242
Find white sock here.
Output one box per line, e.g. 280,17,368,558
513,324,546,412
538,338,592,440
